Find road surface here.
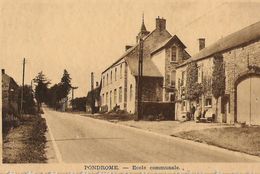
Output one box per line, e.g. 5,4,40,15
43,108,259,163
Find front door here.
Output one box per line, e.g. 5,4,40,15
237,76,260,125
221,96,229,123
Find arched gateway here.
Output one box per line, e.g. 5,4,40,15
235,66,260,125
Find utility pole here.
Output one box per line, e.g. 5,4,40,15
71,86,78,101
137,38,144,120
91,72,94,114
70,86,78,111
20,58,25,115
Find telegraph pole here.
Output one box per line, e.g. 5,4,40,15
91,72,94,114
71,86,78,101
20,58,25,115
71,86,78,111
137,38,144,120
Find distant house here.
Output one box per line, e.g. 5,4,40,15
175,21,260,125
59,97,68,112
2,69,19,126
100,16,190,115
86,82,101,113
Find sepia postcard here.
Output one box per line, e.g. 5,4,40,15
1,0,260,173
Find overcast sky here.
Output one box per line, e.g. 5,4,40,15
1,0,260,97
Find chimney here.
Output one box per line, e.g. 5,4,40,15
198,38,205,51
2,69,5,74
156,16,166,31
125,45,133,51
96,81,99,87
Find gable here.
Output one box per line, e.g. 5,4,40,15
125,29,172,77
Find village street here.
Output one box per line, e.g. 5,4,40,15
43,107,259,163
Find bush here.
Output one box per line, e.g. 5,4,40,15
100,105,108,113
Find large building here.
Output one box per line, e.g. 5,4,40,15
100,16,190,114
175,21,260,125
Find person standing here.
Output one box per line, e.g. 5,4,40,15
191,104,196,120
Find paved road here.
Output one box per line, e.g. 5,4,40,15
43,108,259,163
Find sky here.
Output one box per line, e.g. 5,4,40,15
1,0,260,97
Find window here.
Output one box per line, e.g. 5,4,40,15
106,92,108,105
120,64,123,78
169,92,175,102
114,89,117,105
181,71,186,86
119,87,122,103
103,76,105,87
102,94,104,105
205,98,212,107
111,71,113,83
171,46,178,62
170,70,176,86
115,68,117,81
106,74,109,85
110,90,112,107
130,84,133,101
181,101,186,111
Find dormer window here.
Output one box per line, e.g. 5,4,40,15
171,46,178,62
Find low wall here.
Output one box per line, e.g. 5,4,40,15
141,101,175,120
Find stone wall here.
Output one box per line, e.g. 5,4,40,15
223,39,260,123
164,44,190,101
175,38,260,123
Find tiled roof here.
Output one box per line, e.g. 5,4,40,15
126,55,163,77
102,29,172,77
102,30,157,74
178,21,260,67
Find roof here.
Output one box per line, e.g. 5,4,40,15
124,29,172,77
125,56,163,77
178,21,260,67
151,35,187,55
2,73,19,89
86,86,101,101
102,30,157,74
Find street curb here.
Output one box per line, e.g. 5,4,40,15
81,114,260,162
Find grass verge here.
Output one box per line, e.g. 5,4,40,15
3,114,47,163
171,126,260,157
84,112,135,122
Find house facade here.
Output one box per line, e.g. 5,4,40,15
86,82,101,113
175,21,260,125
2,69,19,126
151,35,191,102
100,16,190,114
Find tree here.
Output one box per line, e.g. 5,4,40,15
18,85,36,114
59,69,72,99
46,84,61,109
185,61,203,101
212,53,226,121
33,71,50,111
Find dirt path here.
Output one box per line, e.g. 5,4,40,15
3,115,47,163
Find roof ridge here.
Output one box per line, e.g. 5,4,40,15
102,29,158,74
178,20,260,67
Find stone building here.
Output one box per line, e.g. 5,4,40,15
2,69,19,126
100,16,190,114
86,82,101,113
175,21,260,125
